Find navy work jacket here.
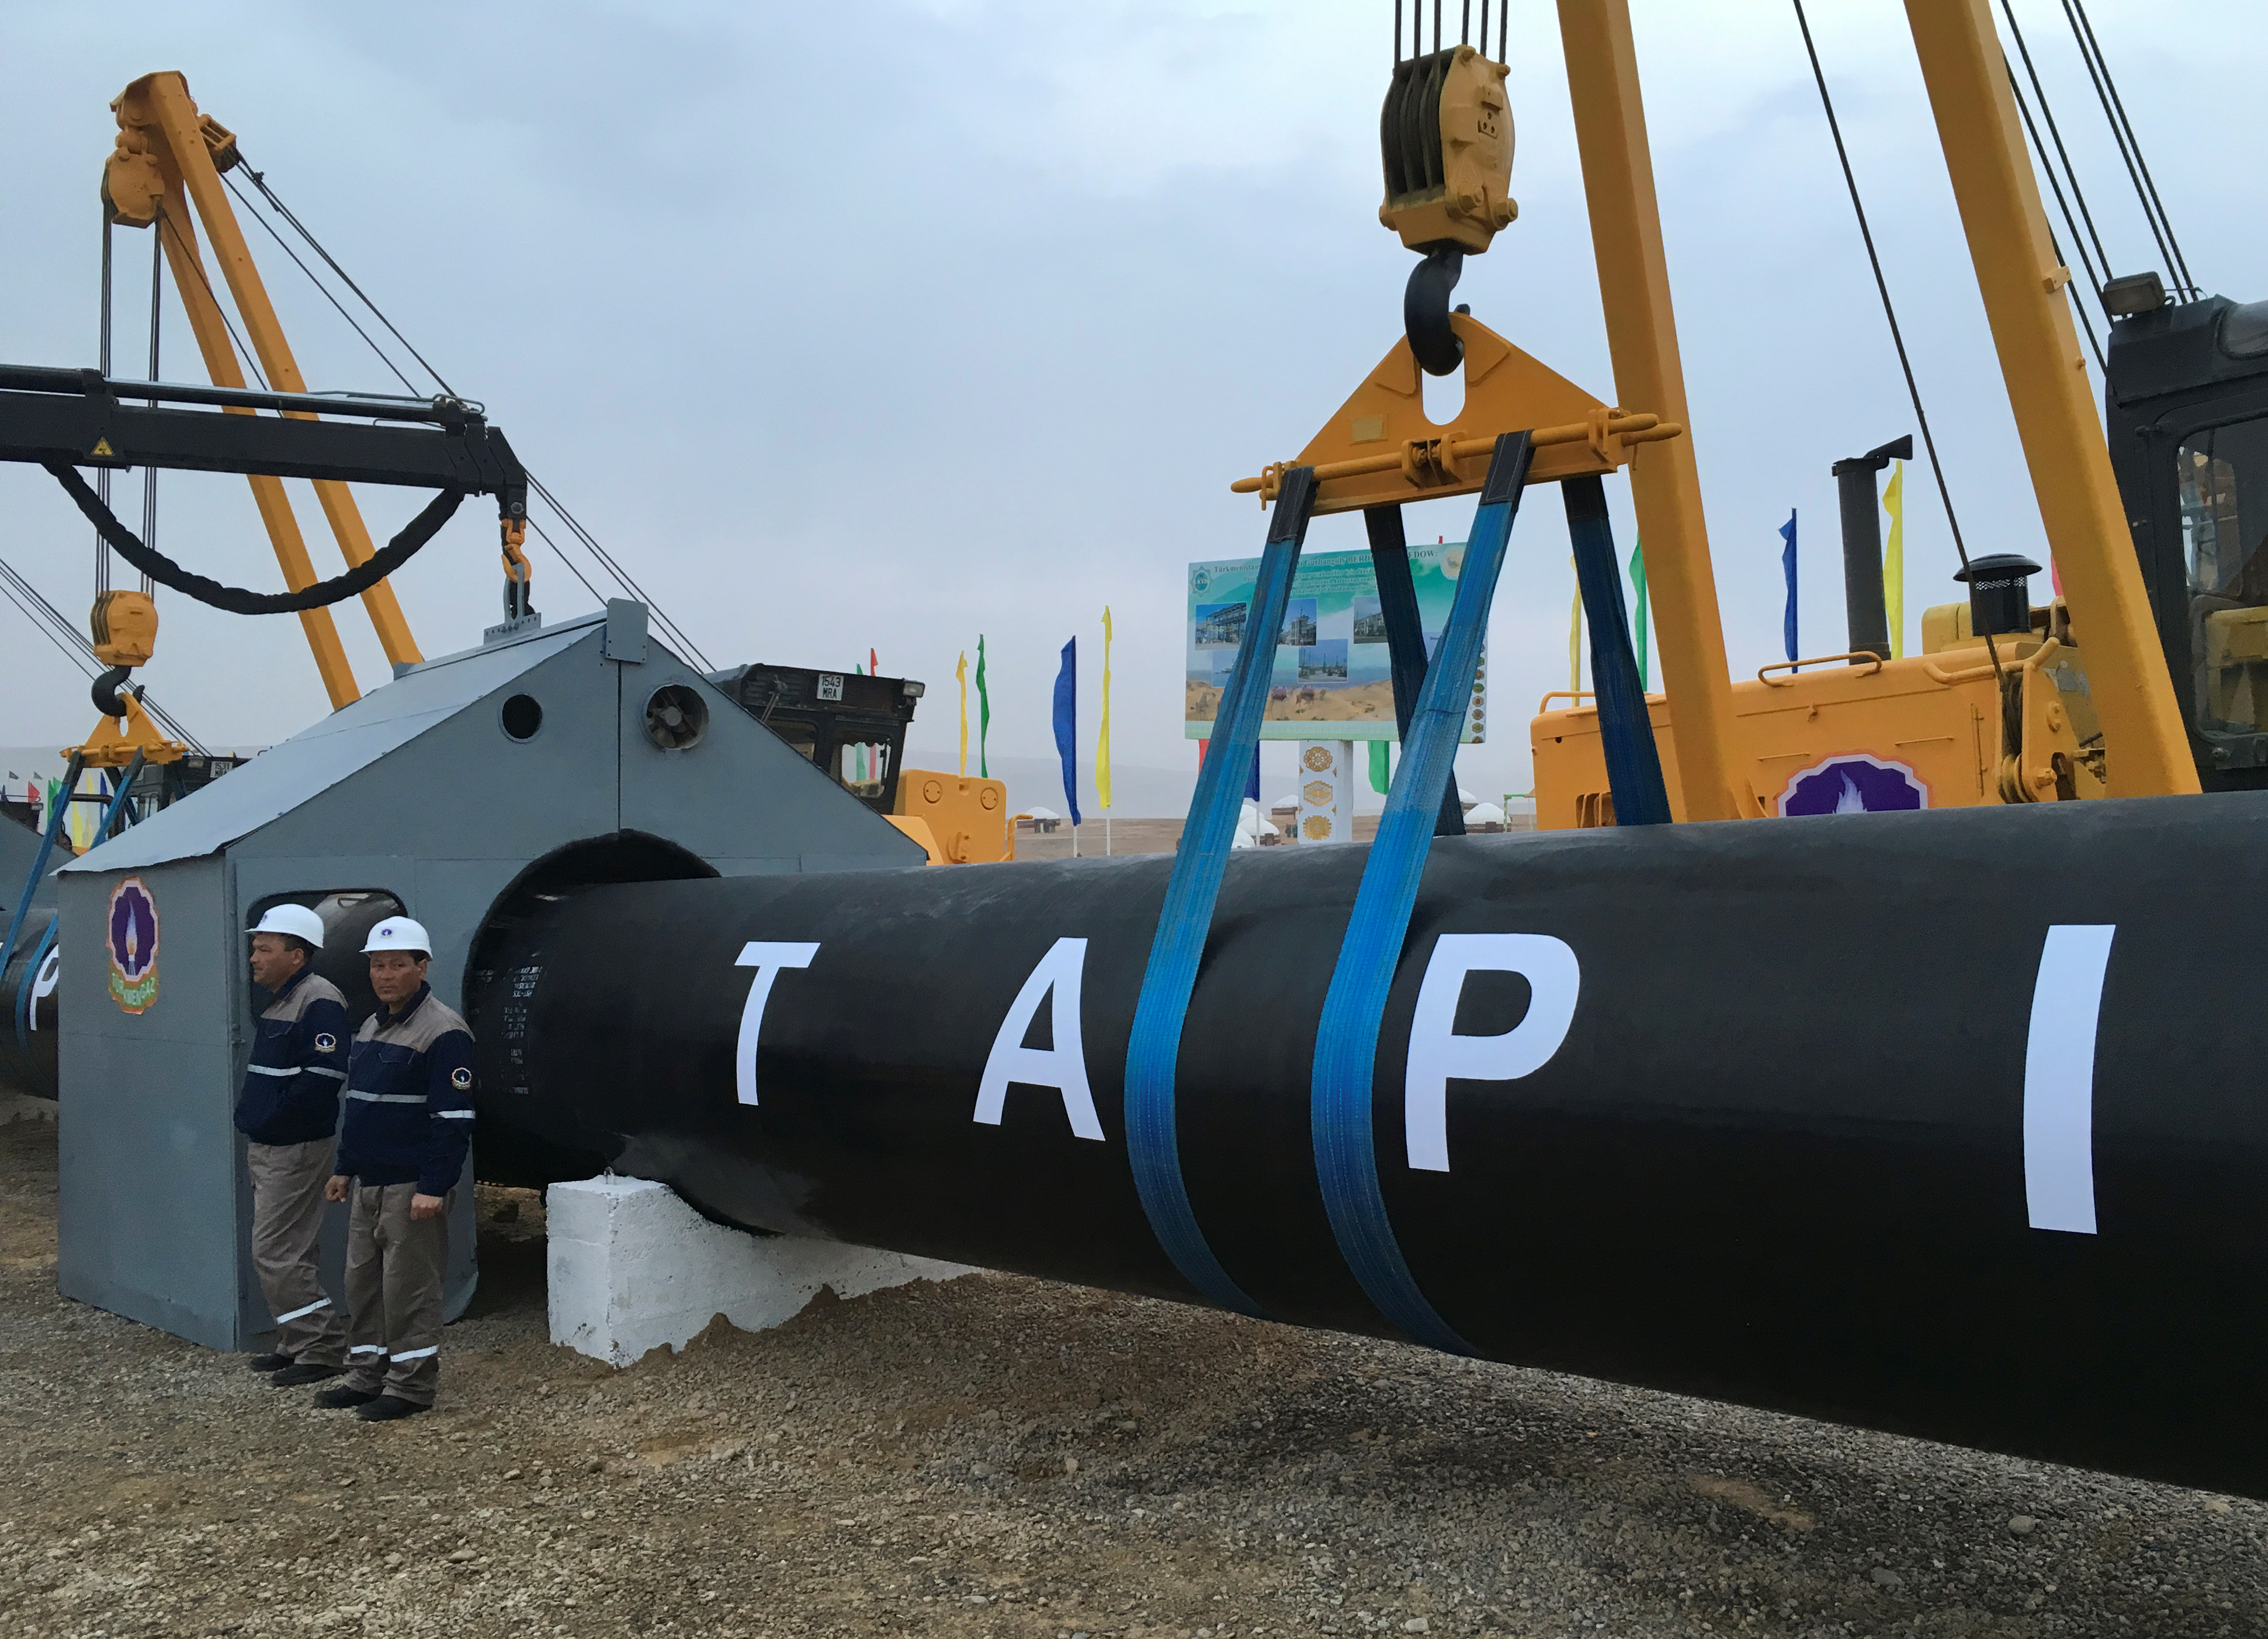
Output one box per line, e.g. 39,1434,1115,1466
337,982,476,1196
234,965,351,1146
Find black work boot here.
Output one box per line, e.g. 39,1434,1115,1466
248,1353,296,1373
354,1395,429,1422
314,1384,380,1410
272,1363,343,1387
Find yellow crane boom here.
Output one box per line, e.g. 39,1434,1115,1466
101,70,422,709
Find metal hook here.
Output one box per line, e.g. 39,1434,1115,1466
1403,247,1466,376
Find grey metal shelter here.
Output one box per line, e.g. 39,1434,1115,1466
54,601,922,1350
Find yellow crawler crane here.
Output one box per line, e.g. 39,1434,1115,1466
1527,0,2202,824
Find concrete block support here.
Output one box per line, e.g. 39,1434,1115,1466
546,1174,973,1366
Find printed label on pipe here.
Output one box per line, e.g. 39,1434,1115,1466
2024,924,2114,1235
734,941,819,1106
1405,933,1580,1172
975,937,1105,1141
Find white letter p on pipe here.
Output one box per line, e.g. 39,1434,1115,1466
1404,933,1580,1173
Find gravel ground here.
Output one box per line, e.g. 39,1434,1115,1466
2,1114,2263,1638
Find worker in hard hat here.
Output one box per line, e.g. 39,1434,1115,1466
313,916,474,1422
237,903,353,1385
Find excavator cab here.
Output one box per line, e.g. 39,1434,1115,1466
2106,282,2268,788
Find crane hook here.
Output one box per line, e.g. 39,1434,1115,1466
1404,246,1466,377
91,666,136,718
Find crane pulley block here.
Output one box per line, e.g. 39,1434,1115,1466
1378,44,1517,254
103,75,238,228
89,590,157,669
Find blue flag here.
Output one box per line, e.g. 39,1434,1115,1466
1052,637,1082,827
1246,744,1261,803
1780,508,1799,664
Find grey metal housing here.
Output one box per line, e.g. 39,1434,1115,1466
54,600,922,1350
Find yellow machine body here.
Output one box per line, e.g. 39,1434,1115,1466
1379,45,1518,253
1531,603,2104,824
88,591,158,668
892,768,1015,864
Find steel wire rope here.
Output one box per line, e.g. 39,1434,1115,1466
96,218,113,593
235,157,463,398
1791,0,2006,686
2060,0,2195,297
157,205,271,392
1997,0,2113,304
222,172,422,397
0,566,99,678
522,474,712,670
2003,63,2107,373
522,515,609,607
0,547,206,751
232,161,715,668
141,225,160,594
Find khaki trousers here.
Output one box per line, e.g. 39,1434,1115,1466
245,1138,348,1367
342,1182,449,1406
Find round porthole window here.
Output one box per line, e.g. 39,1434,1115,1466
500,694,543,741
643,684,708,751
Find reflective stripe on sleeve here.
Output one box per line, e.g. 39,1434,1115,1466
435,1110,474,1119
244,1064,296,1077
346,1091,427,1104
274,1297,331,1323
389,1345,438,1362
306,1066,347,1082
349,1344,386,1356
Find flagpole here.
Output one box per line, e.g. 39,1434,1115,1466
1568,557,1584,694
1098,606,1114,856
1881,462,1906,659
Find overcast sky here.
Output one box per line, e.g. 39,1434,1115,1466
4,1,2262,812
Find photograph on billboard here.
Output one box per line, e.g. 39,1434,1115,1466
1185,545,1485,743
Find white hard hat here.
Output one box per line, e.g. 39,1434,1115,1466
362,916,433,957
249,904,325,948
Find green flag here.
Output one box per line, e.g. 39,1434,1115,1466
1368,739,1391,794
976,635,991,778
1627,538,1650,691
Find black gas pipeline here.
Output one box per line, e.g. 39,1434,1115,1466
470,794,2268,1498
0,910,59,1101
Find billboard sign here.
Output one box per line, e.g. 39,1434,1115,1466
1185,545,1485,742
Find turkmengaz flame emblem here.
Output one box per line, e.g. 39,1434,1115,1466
1777,754,1928,817
106,875,159,1014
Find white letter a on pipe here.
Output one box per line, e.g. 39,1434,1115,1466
975,937,1105,1141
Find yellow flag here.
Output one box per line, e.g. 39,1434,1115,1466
1096,607,1114,810
1569,557,1584,695
1881,460,1906,660
956,652,969,776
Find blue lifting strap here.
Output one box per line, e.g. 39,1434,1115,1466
13,755,141,1051
0,750,86,1027
1123,466,1320,1317
1310,432,1534,1354
1361,504,1465,837
1564,475,1673,826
